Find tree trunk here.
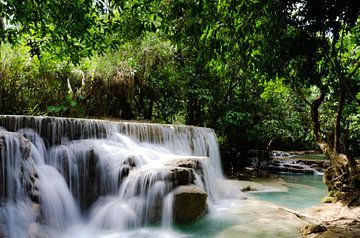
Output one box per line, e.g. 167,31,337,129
0,17,4,31
186,93,201,126
311,87,360,206
333,86,345,155
310,88,328,154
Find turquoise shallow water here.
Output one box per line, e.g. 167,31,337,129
250,174,327,209
174,174,328,238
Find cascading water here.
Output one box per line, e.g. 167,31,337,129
0,115,234,238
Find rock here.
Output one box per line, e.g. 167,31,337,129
172,185,207,224
0,130,38,202
119,166,196,224
28,223,48,238
145,193,164,224
321,196,334,203
300,224,326,235
0,224,5,238
166,167,195,187
127,166,195,196
302,202,360,238
268,159,323,174
165,156,209,169
165,156,209,185
32,202,42,223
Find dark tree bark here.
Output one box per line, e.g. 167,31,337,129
0,17,4,31
311,85,360,206
310,87,328,153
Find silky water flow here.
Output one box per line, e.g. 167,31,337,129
0,116,244,238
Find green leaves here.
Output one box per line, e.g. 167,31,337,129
1,0,359,154
47,94,85,117
47,105,68,115
1,0,149,64
260,77,289,101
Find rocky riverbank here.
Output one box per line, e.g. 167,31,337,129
300,202,360,238
269,157,330,174
221,149,330,178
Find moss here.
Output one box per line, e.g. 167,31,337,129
321,196,334,203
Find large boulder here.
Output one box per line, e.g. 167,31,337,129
121,166,196,224
172,185,207,224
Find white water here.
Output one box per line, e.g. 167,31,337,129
0,116,233,238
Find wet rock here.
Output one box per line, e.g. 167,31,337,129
173,185,207,224
268,159,326,174
167,167,195,187
28,223,48,238
145,193,163,224
118,156,137,178
300,224,327,235
165,156,209,175
0,224,5,238
129,166,195,196
0,130,38,202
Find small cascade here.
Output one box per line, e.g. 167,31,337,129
36,165,81,230
162,192,174,228
0,115,235,238
0,131,26,201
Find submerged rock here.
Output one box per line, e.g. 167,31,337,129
172,185,207,224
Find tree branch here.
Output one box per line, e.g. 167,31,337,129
333,86,345,154
311,86,328,154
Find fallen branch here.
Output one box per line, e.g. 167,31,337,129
279,207,321,224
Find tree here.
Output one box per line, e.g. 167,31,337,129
0,0,148,63
251,0,360,204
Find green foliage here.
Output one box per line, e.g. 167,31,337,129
260,77,289,101
1,0,359,157
0,0,147,64
47,94,85,117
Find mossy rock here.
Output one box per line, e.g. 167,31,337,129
321,196,334,203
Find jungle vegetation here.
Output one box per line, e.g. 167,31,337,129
1,1,360,203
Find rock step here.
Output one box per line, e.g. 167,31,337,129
173,185,207,224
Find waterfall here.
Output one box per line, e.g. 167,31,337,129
162,192,174,228
0,115,230,238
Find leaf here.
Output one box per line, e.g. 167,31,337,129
70,100,77,107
